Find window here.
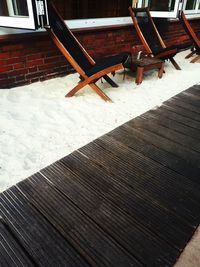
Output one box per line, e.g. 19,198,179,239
53,0,132,19
138,0,176,11
53,0,134,29
183,0,200,17
0,0,134,30
186,0,197,9
0,0,36,29
137,0,181,18
139,0,200,18
0,0,200,32
0,0,29,17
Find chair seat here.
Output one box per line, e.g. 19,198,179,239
153,41,193,58
86,53,129,77
153,46,177,59
170,40,193,51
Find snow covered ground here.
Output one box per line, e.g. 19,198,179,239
0,50,199,192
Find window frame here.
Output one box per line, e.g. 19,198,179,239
183,0,200,18
137,0,181,18
0,0,200,33
66,0,181,28
51,0,182,29
0,0,36,29
65,17,132,29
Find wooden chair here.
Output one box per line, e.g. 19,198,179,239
45,3,128,102
128,7,192,70
180,12,200,63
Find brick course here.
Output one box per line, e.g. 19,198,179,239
0,18,199,89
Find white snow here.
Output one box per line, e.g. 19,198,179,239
0,50,199,192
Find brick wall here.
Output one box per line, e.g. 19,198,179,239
0,33,70,88
162,19,200,45
0,18,199,89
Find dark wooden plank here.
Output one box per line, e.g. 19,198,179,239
17,174,141,267
78,140,200,225
168,94,200,115
186,85,200,97
175,91,200,108
171,95,200,112
59,150,197,236
132,116,200,153
143,109,200,141
162,103,200,123
0,219,34,267
108,125,200,183
147,105,200,130
181,90,200,101
1,84,200,267
0,188,91,267
40,157,190,265
94,137,200,210
125,121,200,167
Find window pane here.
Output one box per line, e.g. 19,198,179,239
185,0,197,10
0,0,8,16
141,0,176,11
0,0,29,17
52,0,133,19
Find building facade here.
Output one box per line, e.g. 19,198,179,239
0,0,200,89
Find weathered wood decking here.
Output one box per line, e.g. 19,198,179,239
1,84,200,267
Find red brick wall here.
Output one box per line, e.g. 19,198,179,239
0,33,70,88
162,19,200,45
0,18,199,89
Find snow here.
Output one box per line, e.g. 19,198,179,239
0,50,199,192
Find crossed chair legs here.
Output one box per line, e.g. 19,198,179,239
65,52,186,102
190,55,200,63
66,64,123,102
185,47,200,63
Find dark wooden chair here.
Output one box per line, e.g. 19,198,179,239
45,2,128,102
180,12,200,63
128,7,192,70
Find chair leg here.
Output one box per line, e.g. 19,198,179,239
65,80,87,97
190,55,200,63
66,81,112,102
158,63,164,79
66,74,102,97
103,75,118,88
185,50,196,59
170,58,181,70
135,67,144,84
66,64,123,101
90,83,112,102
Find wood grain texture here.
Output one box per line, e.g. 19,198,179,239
1,84,200,266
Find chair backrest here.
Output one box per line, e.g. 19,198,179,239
47,2,92,72
180,12,200,50
128,7,166,54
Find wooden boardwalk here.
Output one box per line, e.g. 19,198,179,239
1,84,200,267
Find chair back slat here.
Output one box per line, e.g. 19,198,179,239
180,12,200,50
48,3,92,71
129,7,164,54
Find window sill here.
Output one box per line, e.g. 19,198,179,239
0,15,199,43
0,23,133,43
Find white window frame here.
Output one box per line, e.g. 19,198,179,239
137,0,181,18
62,0,182,29
66,17,133,29
67,0,181,29
183,0,200,18
0,0,36,29
0,0,200,33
